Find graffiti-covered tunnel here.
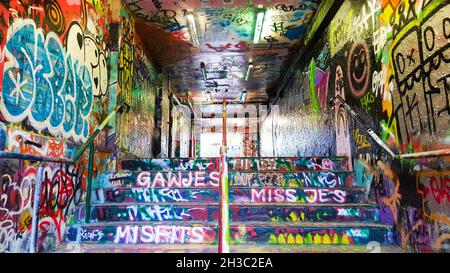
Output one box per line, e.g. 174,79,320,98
0,0,449,254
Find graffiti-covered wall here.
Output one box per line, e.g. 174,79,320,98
262,0,450,252
0,0,117,252
329,0,450,253
0,0,112,143
116,6,159,159
160,76,170,158
171,105,191,158
0,0,164,252
261,35,336,157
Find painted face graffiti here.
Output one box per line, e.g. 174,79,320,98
347,40,371,97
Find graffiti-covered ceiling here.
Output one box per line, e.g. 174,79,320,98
125,0,321,103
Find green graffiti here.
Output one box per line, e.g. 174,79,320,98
309,59,320,112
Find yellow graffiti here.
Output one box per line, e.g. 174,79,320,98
354,128,371,152
333,233,339,244
323,234,332,244
341,234,351,245
289,211,298,222
268,233,351,245
287,234,295,244
313,234,322,244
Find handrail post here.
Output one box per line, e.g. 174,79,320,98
85,141,95,223
219,97,230,253
219,146,230,253
29,163,44,253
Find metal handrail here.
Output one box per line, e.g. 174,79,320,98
330,95,450,160
0,100,130,164
0,99,130,253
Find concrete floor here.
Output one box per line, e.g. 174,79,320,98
50,243,407,253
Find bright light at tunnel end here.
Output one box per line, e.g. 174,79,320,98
253,7,266,44
241,90,247,102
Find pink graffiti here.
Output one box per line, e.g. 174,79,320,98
136,171,220,188
251,188,297,203
307,158,335,171
114,225,213,244
0,167,36,252
304,189,346,203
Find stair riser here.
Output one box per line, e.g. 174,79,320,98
90,205,377,222
119,157,348,172
99,171,354,189
93,188,366,204
66,225,393,245
120,158,220,172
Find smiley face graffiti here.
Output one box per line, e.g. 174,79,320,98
347,40,371,98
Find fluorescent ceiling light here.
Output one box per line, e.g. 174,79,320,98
245,63,253,81
253,8,265,44
187,13,200,47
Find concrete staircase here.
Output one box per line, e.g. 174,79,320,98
65,157,393,249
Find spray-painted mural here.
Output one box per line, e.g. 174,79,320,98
0,0,112,143
261,36,335,157
0,0,160,253
0,0,114,253
116,6,159,158
120,0,322,102
262,0,450,252
0,123,116,252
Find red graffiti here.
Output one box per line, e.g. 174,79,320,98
205,41,249,52
424,176,450,205
205,43,232,52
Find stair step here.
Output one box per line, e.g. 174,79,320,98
92,187,367,205
97,170,355,189
66,222,392,245
119,158,220,172
118,157,349,172
89,203,378,223
52,243,407,253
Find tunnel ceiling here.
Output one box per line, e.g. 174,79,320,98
125,0,321,103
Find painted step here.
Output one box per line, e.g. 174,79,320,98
118,157,349,172
92,187,367,205
65,222,393,245
96,170,355,189
52,243,407,253
88,203,380,223
119,158,220,172
227,157,349,172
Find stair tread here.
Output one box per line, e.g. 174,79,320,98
91,202,378,207
96,185,362,188
51,243,404,253
105,170,355,173
70,221,391,228
122,156,349,159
